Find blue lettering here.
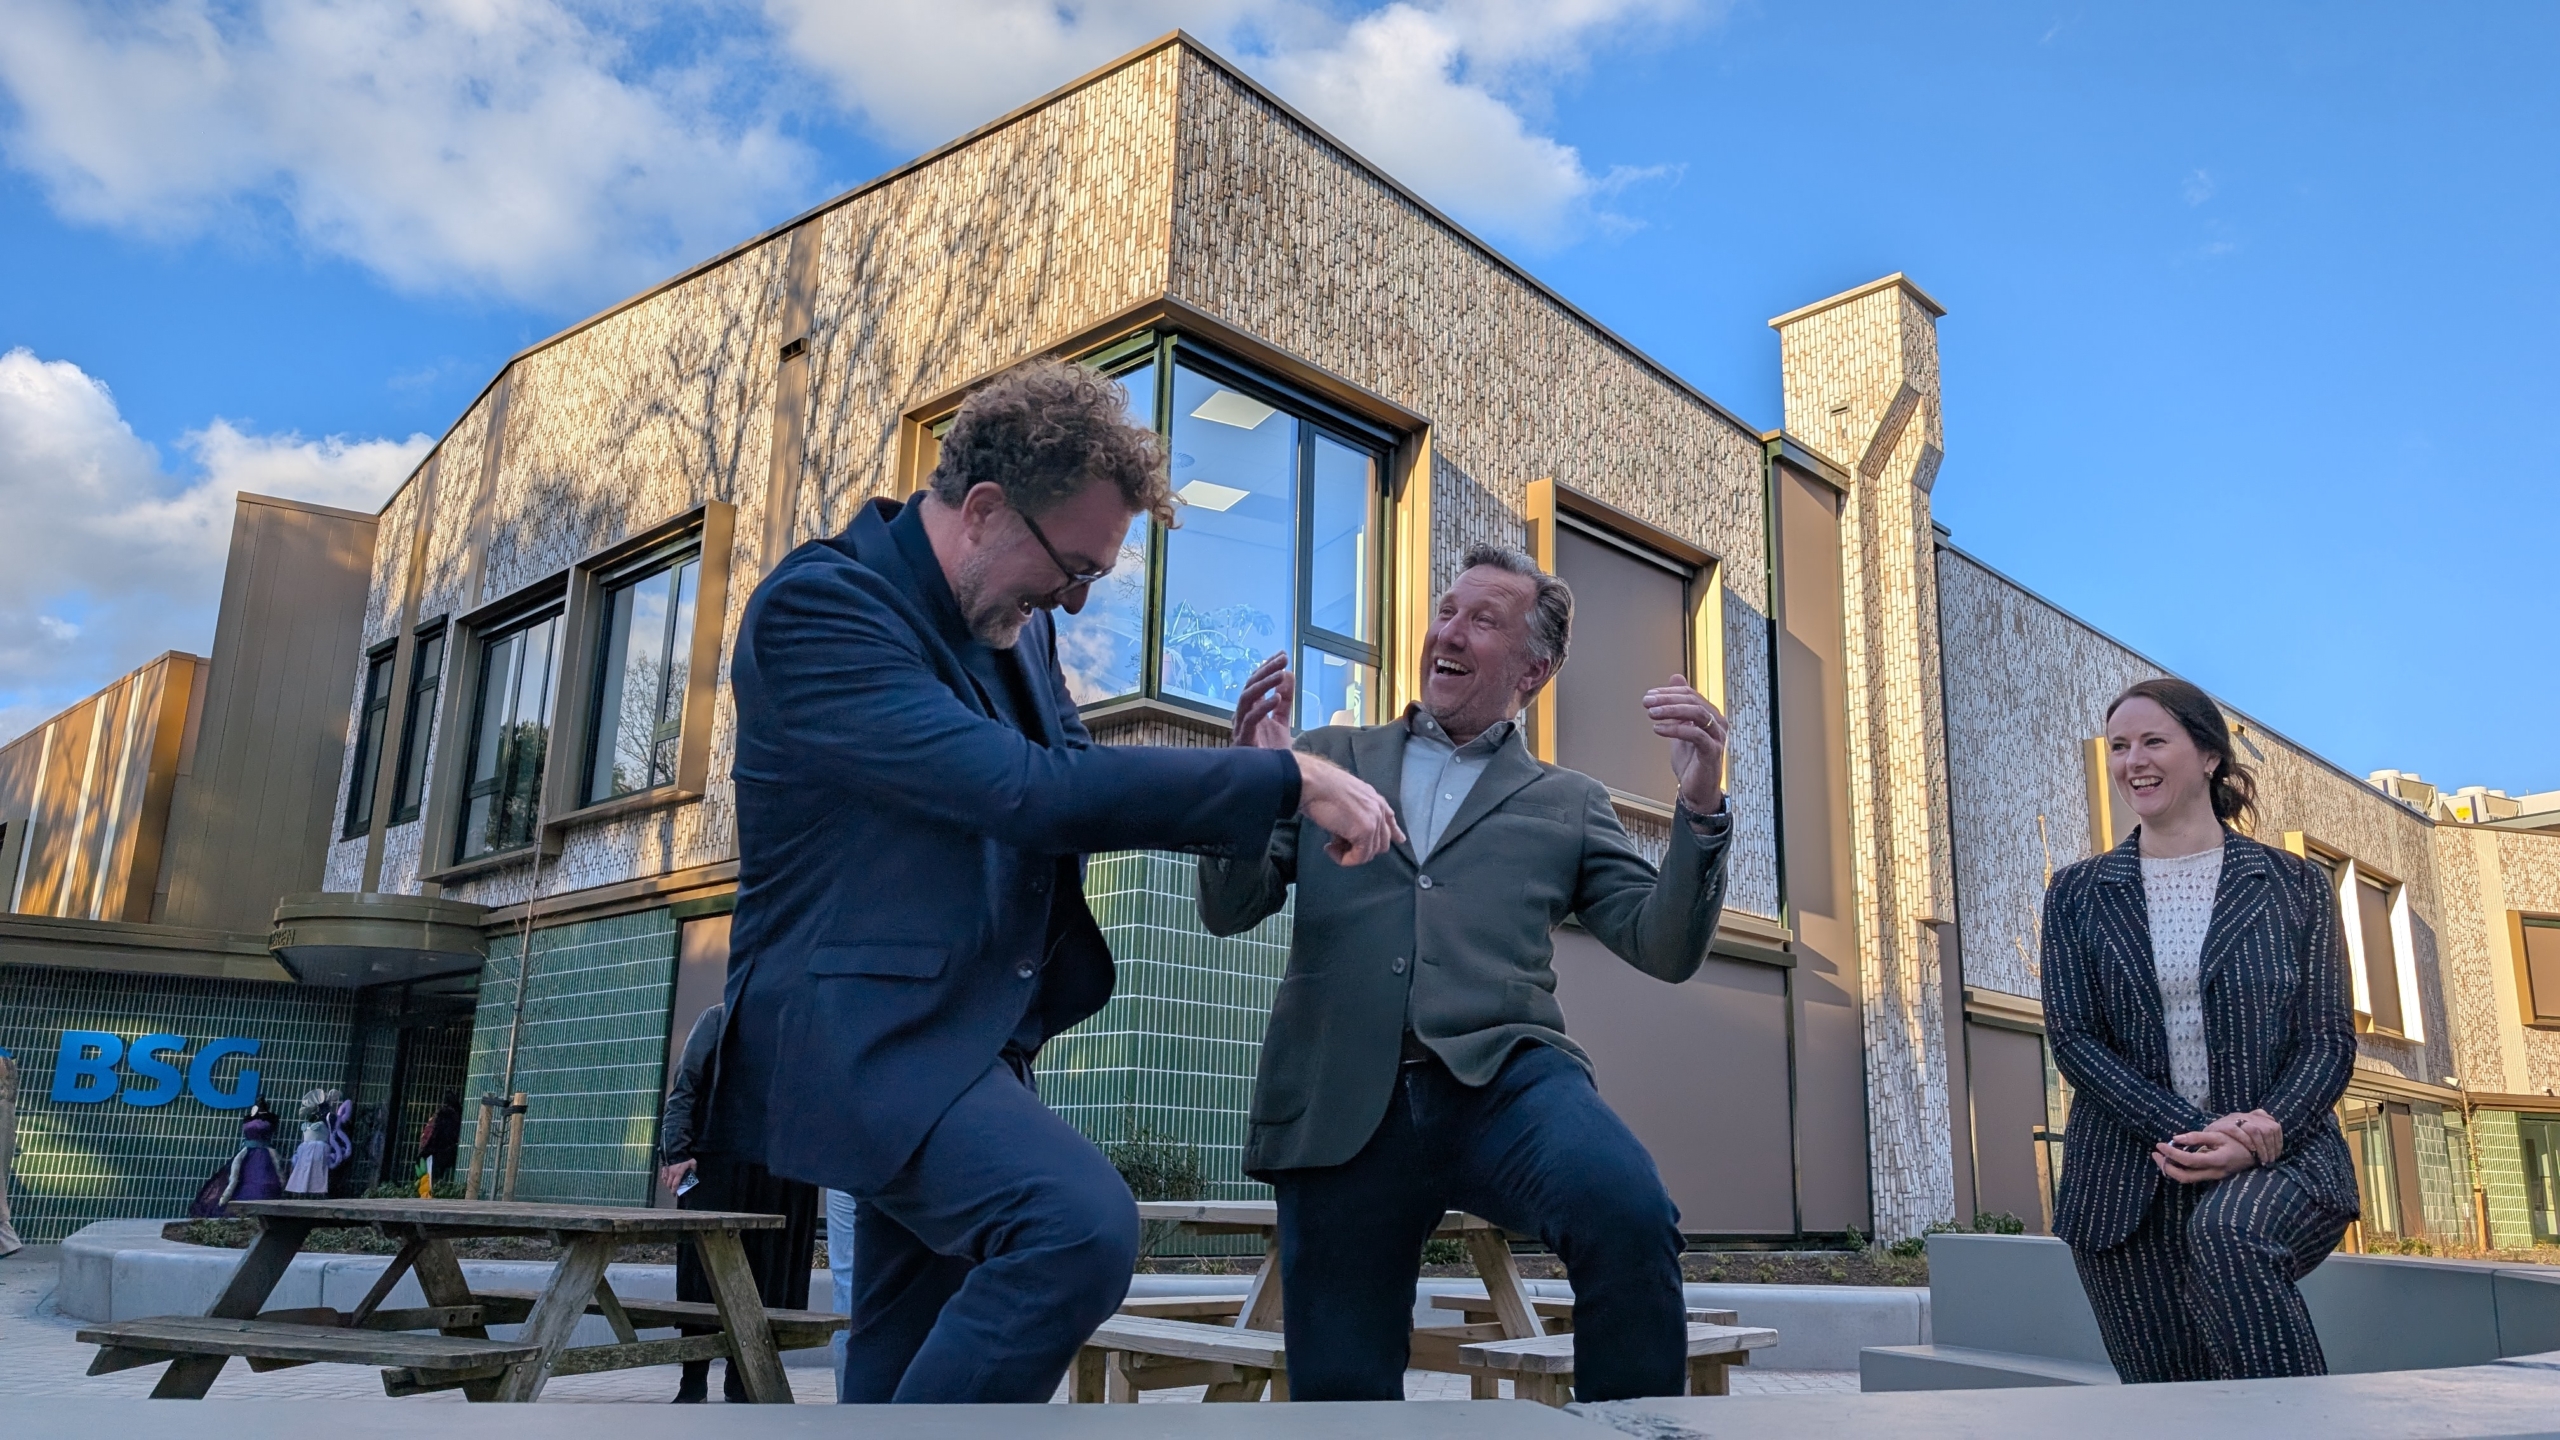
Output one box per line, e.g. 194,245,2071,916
122,1034,189,1108
185,1037,262,1111
51,1030,124,1104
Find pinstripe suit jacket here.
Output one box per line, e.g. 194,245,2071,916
2041,829,2360,1250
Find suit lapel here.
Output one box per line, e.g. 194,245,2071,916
1347,721,1417,868
840,500,997,722
1426,728,1542,860
2199,830,2273,995
2092,830,2162,1014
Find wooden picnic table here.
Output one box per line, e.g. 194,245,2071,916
1133,1199,1542,1399
76,1198,812,1403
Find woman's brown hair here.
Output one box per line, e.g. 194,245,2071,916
2103,676,2258,832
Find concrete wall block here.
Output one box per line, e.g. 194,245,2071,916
1923,1234,2110,1365
2494,1267,2560,1358
2300,1253,2506,1373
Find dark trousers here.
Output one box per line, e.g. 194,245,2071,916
840,1058,1139,1403
675,1153,819,1399
2070,1165,2349,1383
1269,1043,1687,1403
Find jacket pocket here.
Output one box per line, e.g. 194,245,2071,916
810,942,949,980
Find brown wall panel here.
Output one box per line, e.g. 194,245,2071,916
1553,928,1795,1234
160,495,379,932
1966,1021,2050,1231
1553,524,1690,807
1774,463,1871,1233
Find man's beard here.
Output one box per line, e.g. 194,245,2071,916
951,546,1031,648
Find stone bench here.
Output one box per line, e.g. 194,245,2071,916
1459,1320,1777,1405
1861,1233,2560,1391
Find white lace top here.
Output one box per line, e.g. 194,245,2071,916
2143,846,2225,1108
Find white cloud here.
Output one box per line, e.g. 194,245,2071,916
0,0,810,304
0,348,427,735
0,0,1696,301
2183,168,2215,206
765,0,1701,244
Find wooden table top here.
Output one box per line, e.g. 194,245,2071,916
1134,1200,1500,1235
228,1199,785,1233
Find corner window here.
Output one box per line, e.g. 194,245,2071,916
343,645,397,839
1053,336,1387,722
2522,916,2560,1026
392,628,445,824
584,547,700,804
2299,837,2422,1042
456,609,563,862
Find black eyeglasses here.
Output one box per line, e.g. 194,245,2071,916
1018,508,1115,589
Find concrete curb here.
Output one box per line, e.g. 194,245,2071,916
64,1223,1926,1374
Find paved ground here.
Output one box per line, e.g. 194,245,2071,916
0,1247,1854,1404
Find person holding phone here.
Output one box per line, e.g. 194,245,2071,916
658,1001,817,1402
2041,677,2358,1383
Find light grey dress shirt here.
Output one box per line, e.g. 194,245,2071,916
1399,708,1516,861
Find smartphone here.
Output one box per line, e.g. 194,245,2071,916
676,1172,699,1197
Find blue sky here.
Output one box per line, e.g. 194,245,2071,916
0,1,2551,795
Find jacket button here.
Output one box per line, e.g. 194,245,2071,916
1391,957,1407,975
1417,874,1434,890
1016,963,1036,979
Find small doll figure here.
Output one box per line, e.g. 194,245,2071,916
284,1088,344,1197
189,1101,285,1217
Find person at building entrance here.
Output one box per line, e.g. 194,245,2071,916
660,1000,819,1402
1198,545,1732,1402
2042,677,2358,1383
713,359,1403,1405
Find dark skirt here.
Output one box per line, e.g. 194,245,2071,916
190,1145,285,1218
674,1152,820,1310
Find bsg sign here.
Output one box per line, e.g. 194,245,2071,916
48,1030,264,1110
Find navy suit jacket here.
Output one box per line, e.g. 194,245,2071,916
714,497,1300,1194
2041,828,2360,1250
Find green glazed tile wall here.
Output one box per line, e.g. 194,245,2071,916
1038,850,1289,1201
2474,1108,2531,1249
462,909,679,1206
0,965,356,1242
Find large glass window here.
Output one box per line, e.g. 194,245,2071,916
1059,337,1386,722
392,628,444,824
585,549,700,803
343,647,397,839
456,611,562,861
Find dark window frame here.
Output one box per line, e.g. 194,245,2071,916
579,535,704,807
342,643,398,840
391,623,447,825
451,603,567,866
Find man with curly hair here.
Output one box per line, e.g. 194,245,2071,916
714,358,1402,1405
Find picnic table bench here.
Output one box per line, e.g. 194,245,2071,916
74,1198,837,1402
1088,1201,1770,1404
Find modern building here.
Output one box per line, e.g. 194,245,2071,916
3,33,2554,1252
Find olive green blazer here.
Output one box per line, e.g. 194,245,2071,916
1197,718,1730,1176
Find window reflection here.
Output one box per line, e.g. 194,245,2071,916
1296,647,1372,731
1308,434,1374,643
458,612,561,861
1055,360,1155,706
587,553,698,803
1160,364,1296,711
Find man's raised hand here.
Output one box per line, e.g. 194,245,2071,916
1231,652,1295,750
1644,675,1727,815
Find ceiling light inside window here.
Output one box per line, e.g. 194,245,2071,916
1176,480,1250,512
1190,389,1278,429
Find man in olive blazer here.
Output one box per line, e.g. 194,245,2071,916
1198,544,1732,1403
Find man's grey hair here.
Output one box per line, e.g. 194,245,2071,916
1458,544,1572,671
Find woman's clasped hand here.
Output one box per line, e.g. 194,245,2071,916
2152,1108,2283,1183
